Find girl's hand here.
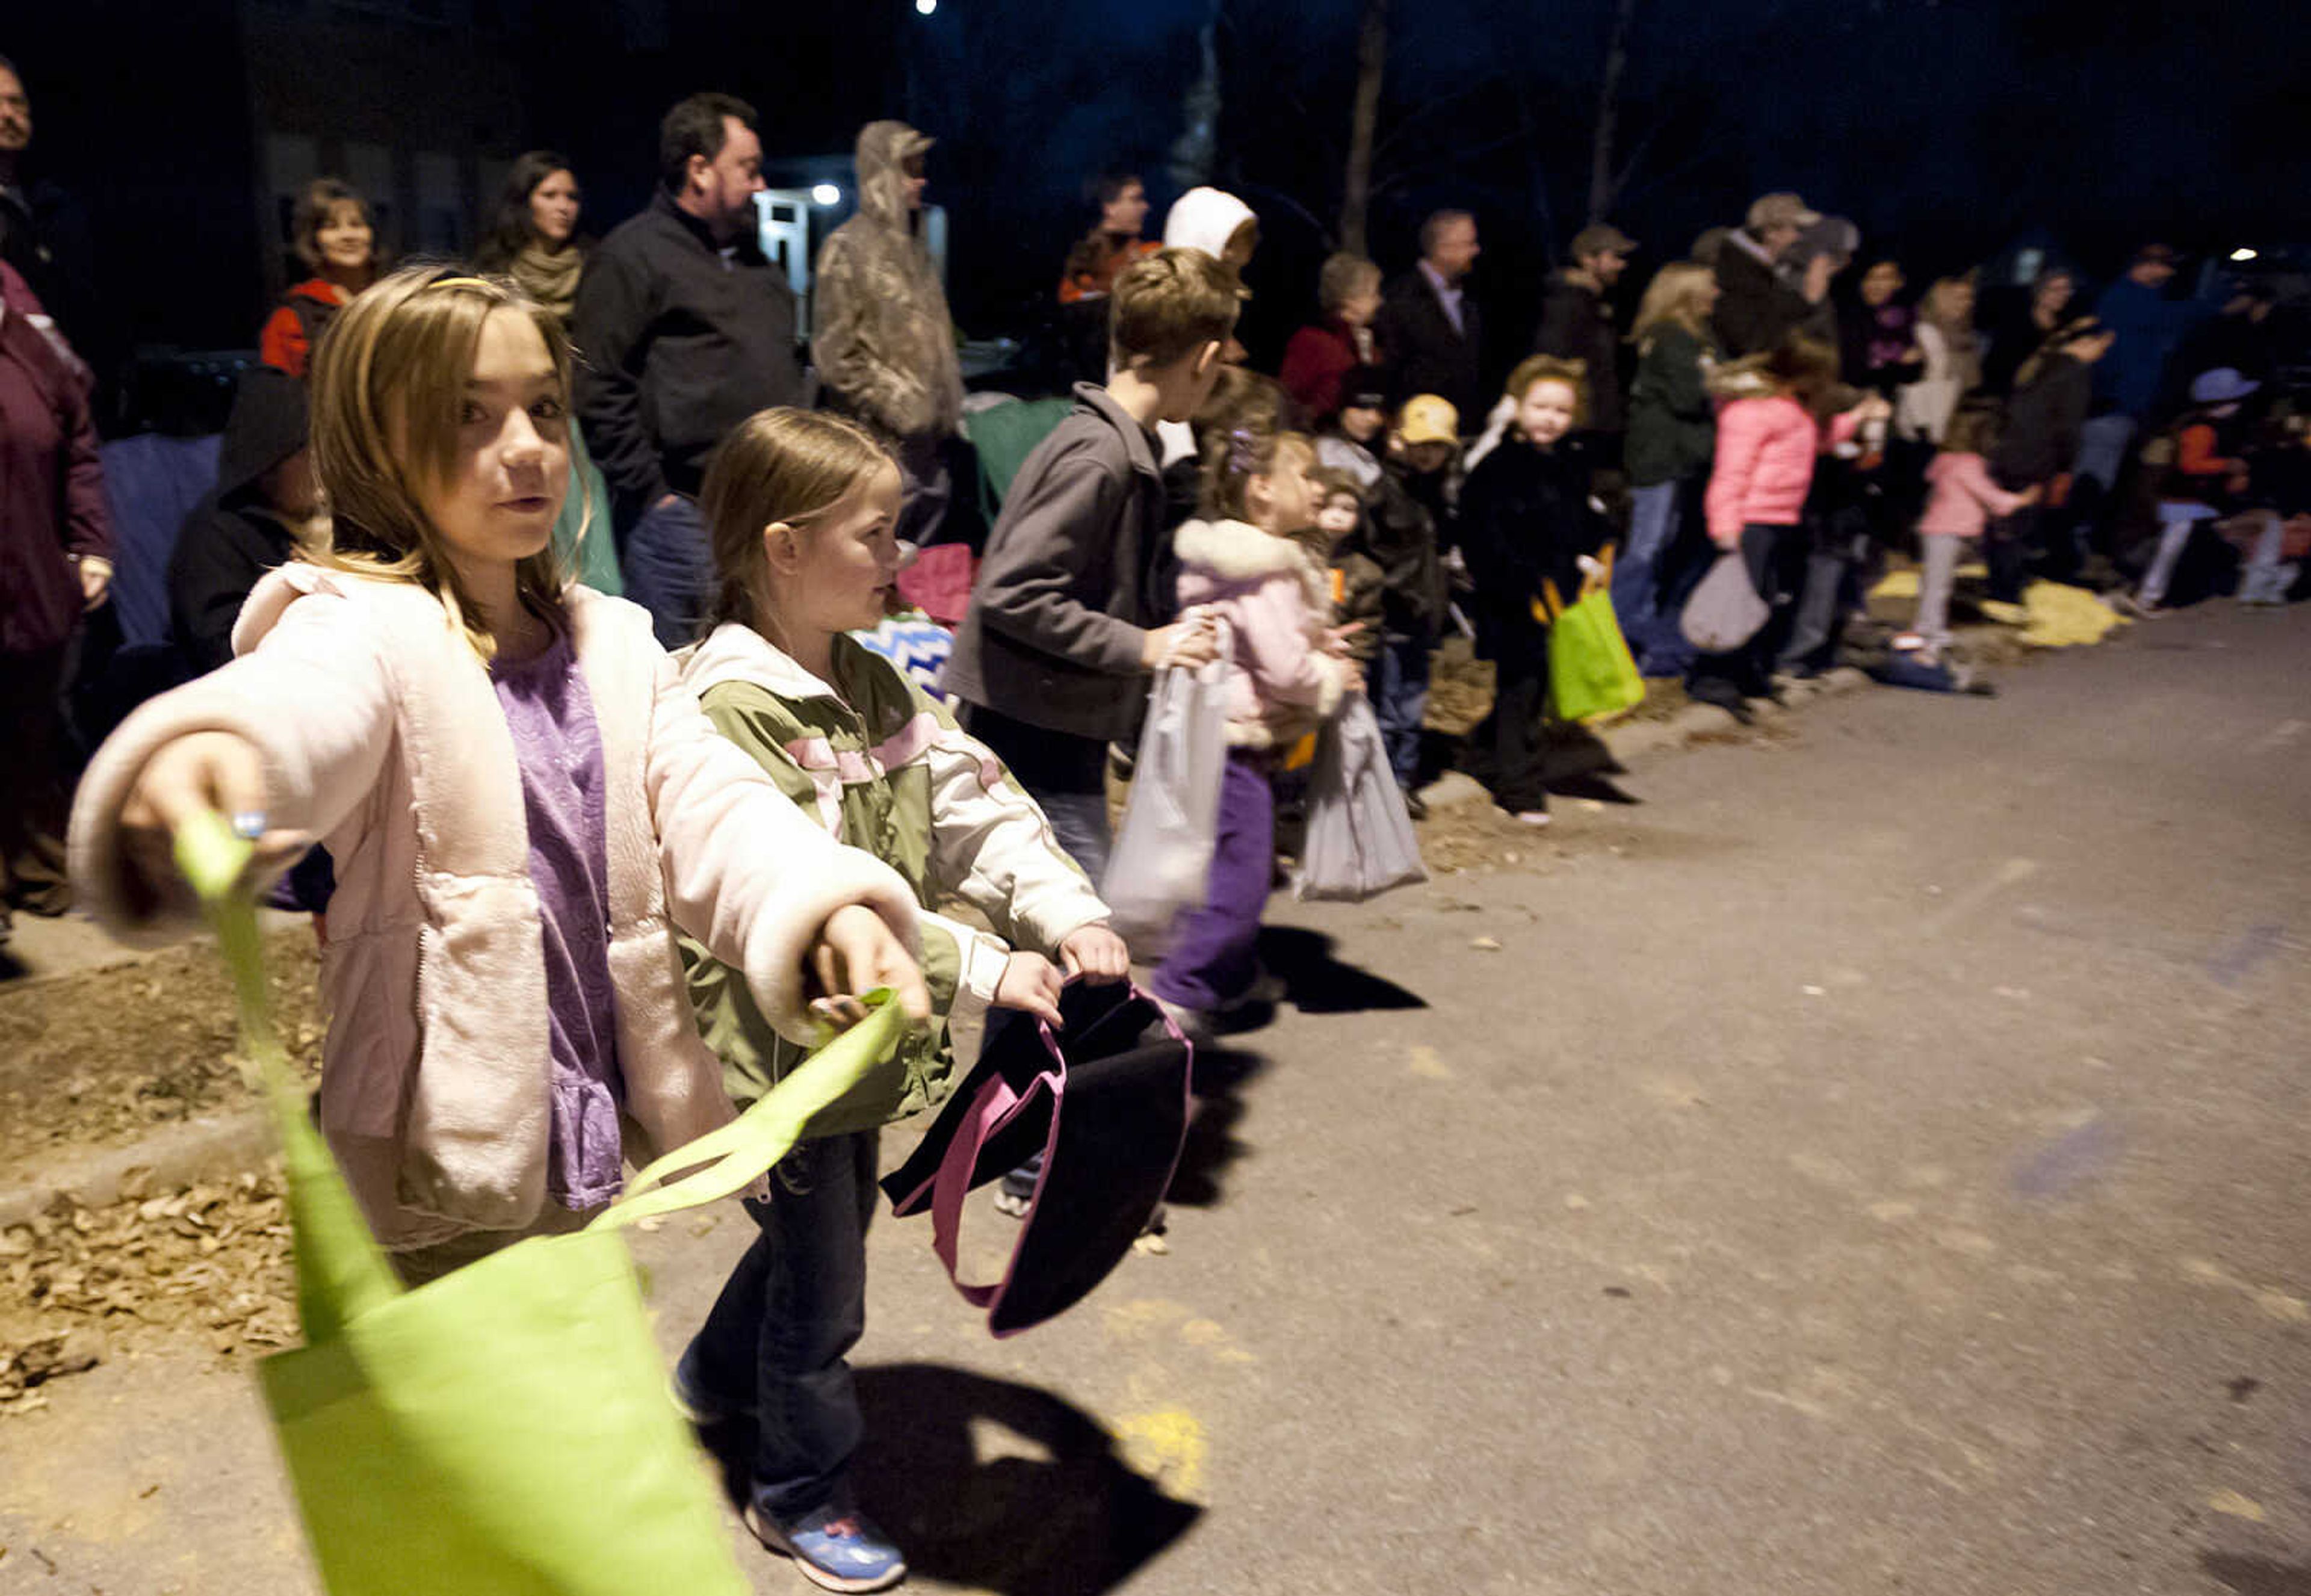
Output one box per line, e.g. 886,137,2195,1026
2019,484,2046,505
1323,620,1363,657
1710,526,1743,551
992,950,1065,1027
117,731,305,917
808,903,933,1032
1057,923,1130,983
1851,394,1893,424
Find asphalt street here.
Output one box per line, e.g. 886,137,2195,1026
4,604,2307,1596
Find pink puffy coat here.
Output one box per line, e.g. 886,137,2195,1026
70,566,919,1249
1172,517,1352,750
1704,394,1859,542
1916,451,2031,539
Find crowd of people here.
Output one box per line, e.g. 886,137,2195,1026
2,52,2306,1591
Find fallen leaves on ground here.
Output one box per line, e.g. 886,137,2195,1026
1,1169,295,1409
0,930,324,1157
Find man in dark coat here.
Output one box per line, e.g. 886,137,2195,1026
0,261,108,936
574,91,802,646
0,55,99,394
1713,192,1831,358
1374,210,1485,427
1533,222,1637,466
167,367,314,678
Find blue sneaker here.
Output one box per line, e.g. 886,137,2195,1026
744,1501,908,1592
667,1347,754,1427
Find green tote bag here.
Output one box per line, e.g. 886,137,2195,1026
178,812,906,1596
1542,554,1647,725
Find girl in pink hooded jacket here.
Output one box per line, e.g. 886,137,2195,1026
1152,404,1359,1032
1688,335,1885,719
68,267,929,1280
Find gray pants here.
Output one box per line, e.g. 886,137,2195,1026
2235,511,2301,605
1913,536,1964,649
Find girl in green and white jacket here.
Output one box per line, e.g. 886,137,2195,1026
670,406,1124,1591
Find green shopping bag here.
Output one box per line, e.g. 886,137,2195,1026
1542,549,1647,725
176,811,906,1596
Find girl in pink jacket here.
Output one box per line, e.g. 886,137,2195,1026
1689,336,1884,719
1901,400,2040,657
67,267,929,1280
1152,401,1359,1033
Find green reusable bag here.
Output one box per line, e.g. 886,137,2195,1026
176,812,905,1596
1542,556,1647,726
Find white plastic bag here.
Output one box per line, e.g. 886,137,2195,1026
1295,696,1428,903
1101,640,1230,955
1680,549,1771,653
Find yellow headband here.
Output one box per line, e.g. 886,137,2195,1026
428,275,494,291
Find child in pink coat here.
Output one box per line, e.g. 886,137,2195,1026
1901,400,2041,657
1151,397,1359,1033
1688,335,1885,719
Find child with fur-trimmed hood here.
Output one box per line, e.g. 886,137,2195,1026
1151,406,1358,1032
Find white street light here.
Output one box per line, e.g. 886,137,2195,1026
2230,247,2258,263
812,184,841,206
915,0,936,12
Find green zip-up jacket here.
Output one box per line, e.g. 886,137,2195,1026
677,622,1112,1134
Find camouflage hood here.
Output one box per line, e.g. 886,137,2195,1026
812,120,964,438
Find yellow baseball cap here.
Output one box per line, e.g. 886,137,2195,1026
1397,394,1460,447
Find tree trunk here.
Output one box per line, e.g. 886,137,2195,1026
1338,0,1388,256
1587,0,1636,224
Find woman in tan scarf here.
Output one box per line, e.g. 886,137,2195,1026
474,150,589,328
472,151,619,592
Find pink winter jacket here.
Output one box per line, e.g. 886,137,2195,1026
68,566,920,1249
1704,394,1860,542
1916,450,2031,538
1172,518,1352,750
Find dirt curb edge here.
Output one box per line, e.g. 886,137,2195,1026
0,1109,273,1229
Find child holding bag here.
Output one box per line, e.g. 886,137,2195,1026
1688,335,1886,721
1153,400,1360,1034
670,406,1126,1590
1457,356,1607,824
66,268,929,1282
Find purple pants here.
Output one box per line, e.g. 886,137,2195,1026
1150,750,1274,1013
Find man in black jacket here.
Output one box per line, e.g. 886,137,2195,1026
1374,211,1485,428
1533,222,1636,466
1712,192,1831,359
574,91,802,646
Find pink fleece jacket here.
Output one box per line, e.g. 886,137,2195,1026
1172,518,1352,750
1916,451,2031,538
69,566,920,1249
1704,395,1860,542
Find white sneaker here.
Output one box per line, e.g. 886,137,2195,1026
1514,810,1551,827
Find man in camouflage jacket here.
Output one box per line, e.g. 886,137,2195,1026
812,120,966,543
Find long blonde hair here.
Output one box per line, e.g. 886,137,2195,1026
307,265,572,660
1629,261,1716,351
699,407,894,646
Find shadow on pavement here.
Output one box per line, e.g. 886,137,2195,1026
2205,1554,2311,1595
1165,1043,1264,1210
1256,925,1426,1015
851,1362,1203,1594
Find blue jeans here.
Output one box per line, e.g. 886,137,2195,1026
2073,415,2137,496
622,493,714,651
1034,787,1112,884
1371,634,1431,790
1615,483,1680,671
683,1131,880,1520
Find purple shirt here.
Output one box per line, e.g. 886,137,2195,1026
491,630,626,1208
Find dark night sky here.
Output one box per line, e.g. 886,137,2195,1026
12,0,2310,372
